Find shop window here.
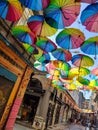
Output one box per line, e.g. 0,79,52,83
16,77,44,126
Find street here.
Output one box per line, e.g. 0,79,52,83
14,123,66,130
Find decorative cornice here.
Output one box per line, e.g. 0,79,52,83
0,49,24,71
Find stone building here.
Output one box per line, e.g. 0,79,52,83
0,8,80,130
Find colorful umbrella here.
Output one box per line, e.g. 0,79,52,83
56,28,85,50
34,61,47,72
46,60,70,79
80,36,98,59
64,83,77,91
46,73,60,80
71,54,94,68
12,25,36,46
36,37,57,53
80,3,98,32
68,67,90,78
51,48,72,62
22,44,35,54
75,0,96,4
34,52,50,63
89,79,98,87
44,0,80,29
47,60,70,71
91,67,98,76
0,0,23,21
19,0,50,11
27,15,57,37
78,76,90,85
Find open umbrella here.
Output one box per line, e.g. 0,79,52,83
75,0,96,4
71,54,94,68
68,67,90,78
23,44,35,54
47,60,70,71
12,25,36,46
64,83,78,91
36,37,57,53
77,76,90,85
34,61,47,72
46,60,70,78
0,0,23,21
44,0,80,29
34,52,50,64
51,48,72,62
56,28,85,49
91,67,98,76
80,36,98,59
27,15,57,37
89,79,98,87
80,3,98,32
46,73,60,80
19,0,50,11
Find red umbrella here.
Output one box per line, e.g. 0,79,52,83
0,0,23,21
27,15,57,37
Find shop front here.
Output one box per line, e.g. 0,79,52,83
16,77,45,127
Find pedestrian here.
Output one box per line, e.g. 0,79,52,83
65,118,86,130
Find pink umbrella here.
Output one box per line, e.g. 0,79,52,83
91,67,98,76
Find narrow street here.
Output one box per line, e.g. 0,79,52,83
14,123,66,130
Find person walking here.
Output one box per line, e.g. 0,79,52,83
65,118,86,130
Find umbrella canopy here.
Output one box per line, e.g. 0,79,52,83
34,52,50,64
12,25,36,46
34,61,47,72
76,0,96,4
80,36,98,59
19,0,50,11
89,79,98,87
64,83,77,91
46,60,70,78
44,0,80,29
51,48,72,62
0,0,23,22
23,43,35,54
48,60,70,71
36,37,57,53
78,76,90,85
46,73,60,80
71,54,94,68
56,28,85,49
80,3,98,32
68,67,90,78
27,15,57,37
91,67,98,76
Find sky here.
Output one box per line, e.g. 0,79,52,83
48,3,98,99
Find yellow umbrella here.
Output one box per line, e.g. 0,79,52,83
68,67,90,78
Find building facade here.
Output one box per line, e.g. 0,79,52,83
0,9,81,130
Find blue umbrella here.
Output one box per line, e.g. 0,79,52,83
19,0,50,11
